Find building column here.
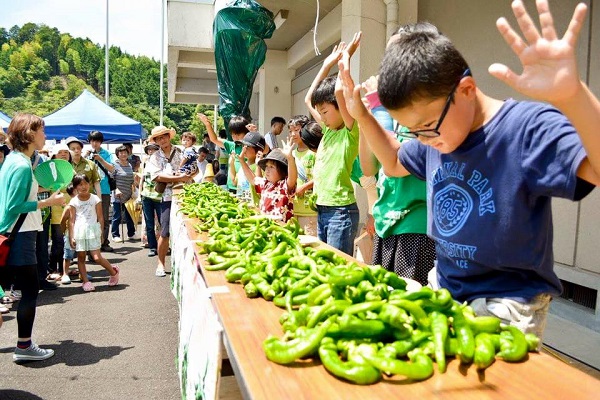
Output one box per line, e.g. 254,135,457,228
257,50,296,137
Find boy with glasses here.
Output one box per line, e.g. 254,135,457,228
339,0,600,339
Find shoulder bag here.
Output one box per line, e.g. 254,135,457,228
0,213,28,267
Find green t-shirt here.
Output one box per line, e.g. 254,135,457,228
223,140,243,191
293,148,316,217
372,136,428,238
313,122,359,206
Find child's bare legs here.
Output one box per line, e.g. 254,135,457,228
77,252,89,283
89,250,117,276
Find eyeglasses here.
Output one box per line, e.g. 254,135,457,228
396,68,471,139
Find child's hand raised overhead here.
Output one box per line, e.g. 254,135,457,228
197,113,210,125
489,0,587,105
282,136,297,159
324,42,347,68
338,51,370,120
238,146,248,161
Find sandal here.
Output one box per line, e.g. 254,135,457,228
1,296,13,304
0,305,9,314
47,273,61,281
68,269,80,276
82,281,95,292
108,266,120,286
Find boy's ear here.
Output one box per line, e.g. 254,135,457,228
458,76,477,100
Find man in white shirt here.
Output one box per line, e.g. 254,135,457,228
264,116,286,151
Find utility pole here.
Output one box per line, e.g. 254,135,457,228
160,0,165,125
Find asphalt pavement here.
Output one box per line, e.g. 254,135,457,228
0,238,180,400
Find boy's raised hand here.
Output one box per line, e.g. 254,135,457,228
338,51,370,120
324,42,347,68
197,113,210,125
489,0,587,104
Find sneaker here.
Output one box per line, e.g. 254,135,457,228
108,265,120,286
10,287,22,300
155,267,166,277
127,233,138,241
0,305,9,314
148,249,157,257
82,281,95,292
112,236,124,243
61,275,71,285
13,343,55,362
101,244,114,252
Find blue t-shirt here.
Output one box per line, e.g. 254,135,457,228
96,148,116,195
399,99,589,302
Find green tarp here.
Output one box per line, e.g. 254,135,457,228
213,0,275,132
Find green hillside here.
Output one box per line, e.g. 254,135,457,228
0,23,223,141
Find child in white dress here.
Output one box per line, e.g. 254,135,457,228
68,174,120,292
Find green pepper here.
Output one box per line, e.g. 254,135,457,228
381,271,407,290
430,311,448,373
474,332,496,370
525,332,540,352
284,287,312,312
450,304,475,364
342,300,385,316
204,258,238,271
365,283,390,302
377,304,409,330
306,300,351,328
251,273,276,301
497,325,528,362
224,265,246,283
244,281,259,298
359,346,434,381
318,337,381,385
328,263,365,287
263,319,332,364
389,299,431,330
307,284,332,306
327,314,389,340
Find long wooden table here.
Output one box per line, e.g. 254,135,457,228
176,203,600,400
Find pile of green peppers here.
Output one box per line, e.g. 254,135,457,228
265,285,540,385
178,183,541,385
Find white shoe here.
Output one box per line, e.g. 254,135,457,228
112,236,124,243
155,267,166,277
61,275,71,285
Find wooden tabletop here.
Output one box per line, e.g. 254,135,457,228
182,218,600,400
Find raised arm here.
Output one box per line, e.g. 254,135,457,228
282,138,298,192
198,113,225,149
335,32,362,129
338,51,410,178
237,147,256,184
304,42,348,123
490,0,600,185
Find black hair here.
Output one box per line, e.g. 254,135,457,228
288,115,310,128
87,130,104,143
270,116,286,126
300,122,323,151
65,182,76,197
229,116,250,135
198,146,209,154
72,173,90,188
311,76,338,109
218,129,227,139
123,143,133,149
212,159,220,171
115,145,128,156
379,22,470,110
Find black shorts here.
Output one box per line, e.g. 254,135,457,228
160,201,172,238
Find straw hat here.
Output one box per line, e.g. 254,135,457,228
148,126,176,142
202,162,215,182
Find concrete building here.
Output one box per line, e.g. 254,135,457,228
167,0,600,368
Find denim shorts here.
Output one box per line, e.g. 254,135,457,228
316,203,360,256
63,235,75,260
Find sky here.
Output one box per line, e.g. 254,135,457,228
0,0,165,60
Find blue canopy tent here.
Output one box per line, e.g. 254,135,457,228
0,110,10,129
43,89,143,143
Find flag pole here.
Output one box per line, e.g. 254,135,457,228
105,0,110,105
